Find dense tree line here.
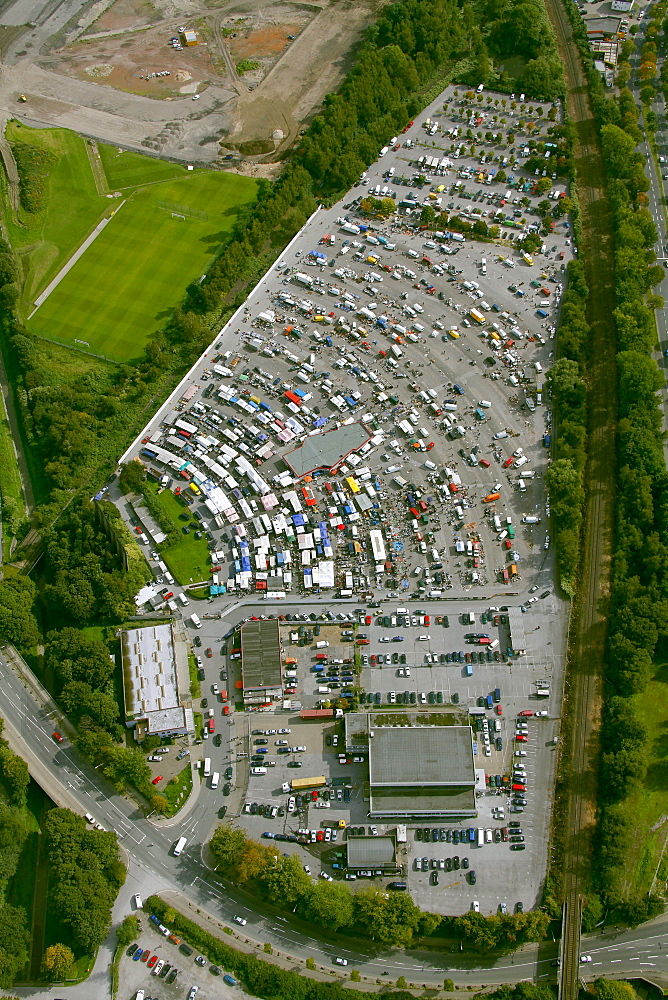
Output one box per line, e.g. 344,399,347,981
561,0,668,922
0,721,34,987
43,808,124,955
209,825,549,950
147,892,546,1000
544,261,589,595
42,498,149,627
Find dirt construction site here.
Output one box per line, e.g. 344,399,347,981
0,0,385,162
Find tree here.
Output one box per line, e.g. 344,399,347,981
444,979,455,991
260,853,312,907
41,943,74,981
116,914,140,947
0,748,29,804
592,980,635,1000
118,460,146,494
210,825,247,870
301,881,354,931
0,577,38,649
397,975,407,987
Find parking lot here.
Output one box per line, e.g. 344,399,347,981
109,79,573,920
222,596,560,916
117,82,571,612
118,911,240,1000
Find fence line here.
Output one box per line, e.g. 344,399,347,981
31,331,124,365
157,200,208,221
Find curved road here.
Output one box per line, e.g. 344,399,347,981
3,636,668,999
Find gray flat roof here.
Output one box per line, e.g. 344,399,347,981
369,726,475,789
284,423,371,478
369,786,477,818
347,836,396,868
241,618,282,691
508,606,527,653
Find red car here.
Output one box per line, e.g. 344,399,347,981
365,615,372,625
151,775,163,785
424,615,430,625
512,783,526,791
163,592,173,600
147,955,158,969
518,710,533,717
357,639,369,645
140,951,150,963
503,457,513,468
52,731,64,743
316,830,324,842
208,719,215,733
479,458,490,468
205,648,213,657
311,790,319,801
495,705,503,715
515,734,528,743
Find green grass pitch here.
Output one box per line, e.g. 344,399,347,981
29,172,257,361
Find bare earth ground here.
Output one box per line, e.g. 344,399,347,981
0,0,381,161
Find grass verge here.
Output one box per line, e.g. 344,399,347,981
4,123,107,314
615,658,668,898
162,765,193,817
188,654,201,699
0,389,28,559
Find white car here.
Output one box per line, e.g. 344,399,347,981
515,750,527,757
233,915,247,926
379,636,390,643
527,596,538,605
212,684,219,696
417,634,431,641
276,739,289,746
188,989,199,1000
293,745,307,752
580,955,592,963
472,900,480,912
152,959,164,976
132,892,143,909
535,710,548,717
278,728,291,734
335,957,348,966
288,796,296,811
320,871,333,881
192,93,200,100
304,864,311,875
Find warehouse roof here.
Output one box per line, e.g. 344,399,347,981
284,423,371,478
241,618,282,691
369,726,475,788
347,836,396,869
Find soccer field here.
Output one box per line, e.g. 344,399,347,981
29,172,257,361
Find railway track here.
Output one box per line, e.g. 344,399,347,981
541,2,618,998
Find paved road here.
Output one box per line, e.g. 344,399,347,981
4,632,668,999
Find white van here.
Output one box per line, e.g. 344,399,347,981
466,611,475,625
251,767,267,775
190,613,202,629
178,593,189,606
315,640,330,649
210,772,220,790
424,460,437,470
478,399,492,408
203,757,212,777
173,836,187,857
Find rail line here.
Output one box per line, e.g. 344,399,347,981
541,2,618,999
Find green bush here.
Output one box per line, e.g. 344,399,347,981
10,142,58,214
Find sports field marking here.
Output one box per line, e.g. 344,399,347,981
28,203,124,317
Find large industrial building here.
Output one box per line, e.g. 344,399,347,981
121,623,194,740
343,717,477,819
369,726,477,819
241,618,283,705
284,423,372,478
